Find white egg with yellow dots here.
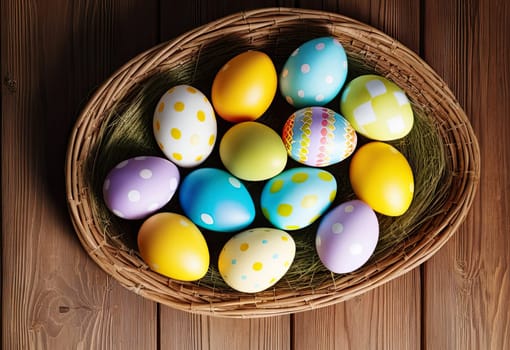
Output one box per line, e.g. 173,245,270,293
218,228,296,293
153,85,217,167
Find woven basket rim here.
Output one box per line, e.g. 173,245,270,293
65,7,480,318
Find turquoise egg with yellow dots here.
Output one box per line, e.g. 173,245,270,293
260,167,337,230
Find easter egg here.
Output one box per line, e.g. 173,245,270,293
220,121,287,181
137,212,209,281
340,75,414,141
153,85,217,167
349,142,414,216
280,36,348,108
316,200,379,273
179,168,255,232
282,106,357,167
218,228,296,293
260,167,337,230
212,50,277,122
103,156,179,220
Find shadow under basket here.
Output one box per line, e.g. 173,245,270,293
66,8,480,318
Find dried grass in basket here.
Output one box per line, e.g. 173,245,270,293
65,7,480,317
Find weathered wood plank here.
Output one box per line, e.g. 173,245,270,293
160,0,286,42
293,273,421,349
4,0,506,349
292,1,422,348
161,309,290,350
423,0,510,348
1,1,159,348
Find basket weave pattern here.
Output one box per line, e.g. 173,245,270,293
66,8,480,317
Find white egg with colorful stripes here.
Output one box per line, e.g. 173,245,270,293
282,106,357,167
153,85,217,167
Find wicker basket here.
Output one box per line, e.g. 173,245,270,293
66,7,480,317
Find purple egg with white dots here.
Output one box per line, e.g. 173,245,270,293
280,36,348,108
316,200,379,274
103,156,180,220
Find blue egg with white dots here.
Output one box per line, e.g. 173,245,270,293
261,167,337,230
179,168,255,232
280,36,348,108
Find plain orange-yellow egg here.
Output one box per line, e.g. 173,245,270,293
349,142,414,216
212,50,277,122
137,212,209,281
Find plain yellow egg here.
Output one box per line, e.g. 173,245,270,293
349,142,414,216
137,212,209,281
212,50,277,122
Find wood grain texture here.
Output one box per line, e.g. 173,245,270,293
2,0,508,349
1,0,158,348
160,0,287,42
423,0,510,349
161,309,290,350
293,272,421,350
296,0,420,52
292,1,422,348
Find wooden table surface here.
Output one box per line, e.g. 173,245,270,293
2,0,509,349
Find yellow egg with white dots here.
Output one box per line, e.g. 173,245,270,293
137,212,210,281
153,85,217,167
218,228,296,293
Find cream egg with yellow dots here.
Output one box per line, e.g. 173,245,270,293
218,227,296,293
153,85,217,167
340,75,414,141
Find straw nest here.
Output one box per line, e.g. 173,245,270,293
66,7,480,317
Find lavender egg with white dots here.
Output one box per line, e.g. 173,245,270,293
103,156,180,220
280,36,348,108
316,200,379,273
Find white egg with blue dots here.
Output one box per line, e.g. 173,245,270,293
280,36,348,108
218,228,296,293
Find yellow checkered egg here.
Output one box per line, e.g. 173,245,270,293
260,168,337,230
218,227,296,293
340,75,414,141
282,107,357,167
153,85,217,167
